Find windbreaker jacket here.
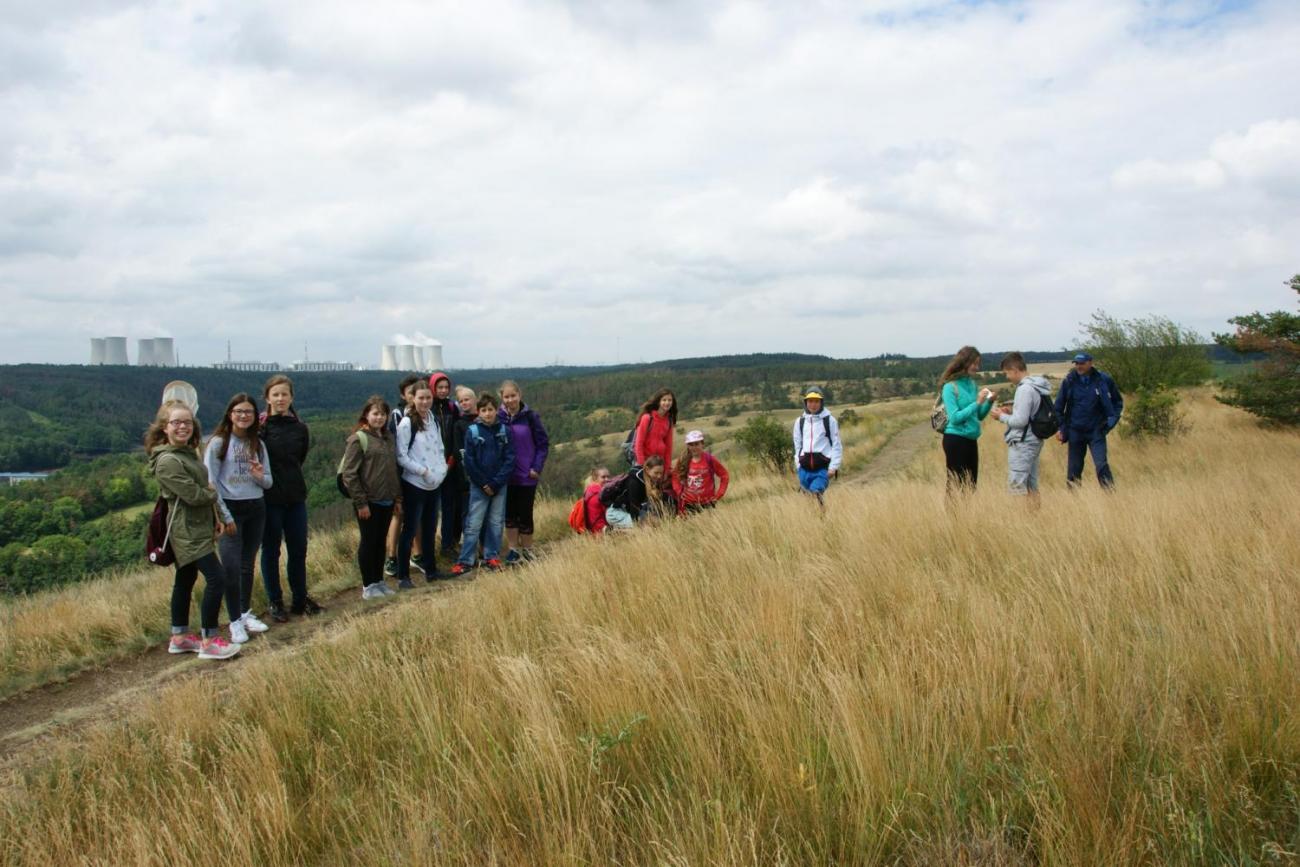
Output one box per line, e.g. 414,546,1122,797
396,413,448,491
462,420,516,492
340,429,402,510
792,409,843,472
262,413,311,505
500,404,550,487
634,411,674,467
149,444,218,567
1054,368,1124,434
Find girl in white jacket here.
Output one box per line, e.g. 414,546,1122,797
395,381,448,586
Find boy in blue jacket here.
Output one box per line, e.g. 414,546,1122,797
451,394,515,576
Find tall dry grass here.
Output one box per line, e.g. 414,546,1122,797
2,394,1298,864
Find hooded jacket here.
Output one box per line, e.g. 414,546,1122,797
1054,368,1124,434
634,411,674,468
396,412,448,491
500,403,550,487
941,376,992,440
428,373,459,452
149,444,218,567
792,408,843,472
997,375,1053,443
462,419,516,492
261,413,311,505
340,428,402,510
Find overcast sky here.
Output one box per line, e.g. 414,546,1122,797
1,0,1297,369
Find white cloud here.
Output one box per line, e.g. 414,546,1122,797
1,0,1298,367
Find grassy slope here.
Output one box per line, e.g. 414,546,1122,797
2,395,1299,864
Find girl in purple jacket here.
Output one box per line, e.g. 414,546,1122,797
498,380,549,564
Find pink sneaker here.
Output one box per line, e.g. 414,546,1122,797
168,633,201,654
198,636,241,660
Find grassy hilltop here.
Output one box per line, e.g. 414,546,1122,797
1,392,1298,864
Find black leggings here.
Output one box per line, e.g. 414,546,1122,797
356,502,394,588
172,551,226,637
217,498,265,620
505,484,537,535
942,433,979,493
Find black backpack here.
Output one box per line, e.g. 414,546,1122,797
1027,390,1060,440
620,427,637,466
599,471,632,507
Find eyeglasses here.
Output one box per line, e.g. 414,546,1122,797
167,420,193,428
231,409,255,416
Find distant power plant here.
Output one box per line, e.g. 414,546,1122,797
90,336,174,366
380,338,444,372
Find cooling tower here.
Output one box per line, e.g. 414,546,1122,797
153,338,175,367
396,344,417,371
104,337,128,365
425,340,444,371
90,338,106,365
381,345,398,371
414,345,431,371
137,339,156,366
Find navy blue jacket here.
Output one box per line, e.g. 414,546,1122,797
462,420,515,492
1054,368,1124,434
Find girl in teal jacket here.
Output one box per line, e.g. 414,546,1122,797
939,346,995,492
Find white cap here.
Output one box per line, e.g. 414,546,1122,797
685,430,705,444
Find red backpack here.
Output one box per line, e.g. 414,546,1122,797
567,498,587,534
144,497,177,567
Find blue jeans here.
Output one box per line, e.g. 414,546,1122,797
261,500,308,607
1066,428,1114,489
457,486,507,565
798,467,829,494
399,481,441,578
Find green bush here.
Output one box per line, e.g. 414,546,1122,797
734,415,792,473
1215,274,1300,426
1122,387,1188,439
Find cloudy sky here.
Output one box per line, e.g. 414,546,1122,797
1,0,1297,368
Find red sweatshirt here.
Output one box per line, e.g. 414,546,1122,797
634,411,674,467
583,482,608,534
673,452,729,509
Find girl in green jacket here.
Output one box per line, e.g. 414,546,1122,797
939,346,996,493
146,401,240,660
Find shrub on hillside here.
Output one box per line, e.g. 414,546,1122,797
713,417,731,427
1079,310,1212,391
1214,274,1300,426
1122,387,1188,439
734,414,792,473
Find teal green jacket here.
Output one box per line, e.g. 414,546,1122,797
942,377,991,440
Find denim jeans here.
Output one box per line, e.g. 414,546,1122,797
262,500,309,607
217,498,265,619
457,486,507,565
399,481,441,578
1066,427,1114,489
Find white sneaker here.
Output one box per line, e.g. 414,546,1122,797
361,583,386,600
229,618,250,644
379,583,397,596
241,611,269,633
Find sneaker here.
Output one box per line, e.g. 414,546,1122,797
268,602,289,623
521,548,538,562
198,636,241,660
450,563,469,577
484,558,504,571
409,557,426,575
397,579,415,590
425,566,448,582
379,582,397,596
504,550,523,565
362,583,387,600
383,557,398,577
229,618,250,644
241,611,269,633
291,596,325,617
168,633,201,654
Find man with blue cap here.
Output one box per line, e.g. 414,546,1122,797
1052,352,1124,488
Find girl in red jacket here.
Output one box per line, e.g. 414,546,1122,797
582,467,611,534
673,430,729,514
633,388,678,467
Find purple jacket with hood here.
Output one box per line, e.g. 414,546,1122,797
499,403,549,487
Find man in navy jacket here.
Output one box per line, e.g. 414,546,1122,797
1053,353,1124,489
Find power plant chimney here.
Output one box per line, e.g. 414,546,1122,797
396,344,417,371
153,337,176,367
90,338,106,365
137,338,156,366
425,340,445,371
380,345,398,371
104,336,128,366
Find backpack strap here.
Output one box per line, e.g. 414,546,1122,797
356,430,369,453
822,415,833,445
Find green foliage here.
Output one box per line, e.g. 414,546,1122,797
838,408,860,427
734,414,793,474
1214,275,1300,426
1079,311,1213,392
578,713,647,771
4,535,87,594
713,416,731,427
1122,387,1188,440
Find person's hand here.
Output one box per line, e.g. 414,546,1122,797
528,469,539,480
483,485,495,497
828,469,837,479
357,505,371,520
990,405,1004,419
249,459,264,482
1056,430,1066,443
222,521,237,537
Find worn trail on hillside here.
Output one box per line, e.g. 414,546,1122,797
0,420,934,779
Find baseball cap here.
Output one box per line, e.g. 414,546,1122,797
802,386,824,400
685,430,704,444
1072,352,1093,363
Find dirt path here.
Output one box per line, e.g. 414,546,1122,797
0,422,938,777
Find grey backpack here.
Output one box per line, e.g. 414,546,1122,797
929,388,948,434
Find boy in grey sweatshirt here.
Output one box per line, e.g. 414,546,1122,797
991,352,1054,501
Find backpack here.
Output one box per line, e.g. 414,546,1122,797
144,496,177,567
620,423,639,466
335,431,370,497
930,388,948,434
1026,389,1060,440
567,498,587,533
599,472,632,507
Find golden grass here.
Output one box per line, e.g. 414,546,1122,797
3,394,1299,864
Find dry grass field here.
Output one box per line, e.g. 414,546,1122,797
1,392,1298,865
